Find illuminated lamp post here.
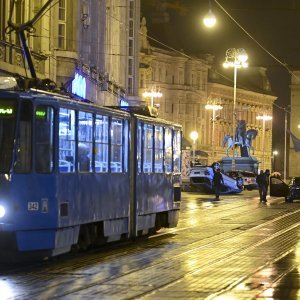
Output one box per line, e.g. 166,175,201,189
272,150,278,172
203,0,216,28
205,103,223,162
190,131,199,166
142,88,162,107
256,115,272,171
223,48,248,171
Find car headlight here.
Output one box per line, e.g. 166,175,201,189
0,205,6,218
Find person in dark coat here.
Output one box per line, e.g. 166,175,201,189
212,168,224,199
256,170,265,202
261,169,270,202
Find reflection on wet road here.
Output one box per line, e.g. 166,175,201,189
1,191,300,299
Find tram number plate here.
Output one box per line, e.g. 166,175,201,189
28,202,39,211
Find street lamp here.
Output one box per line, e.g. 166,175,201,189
223,48,248,170
256,115,272,170
203,0,216,28
190,131,199,166
142,87,162,107
205,103,223,162
272,150,278,172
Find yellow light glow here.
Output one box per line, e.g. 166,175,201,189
256,115,272,121
205,104,223,111
190,131,198,142
203,9,216,28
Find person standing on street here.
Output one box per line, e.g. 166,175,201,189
256,170,264,202
212,168,224,200
261,169,271,202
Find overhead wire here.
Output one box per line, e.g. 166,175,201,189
213,0,299,98
139,1,293,114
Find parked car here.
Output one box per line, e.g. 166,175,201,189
225,170,258,191
270,176,300,202
189,165,243,194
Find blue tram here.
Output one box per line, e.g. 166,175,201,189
0,79,182,260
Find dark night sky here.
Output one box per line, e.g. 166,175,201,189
141,0,300,166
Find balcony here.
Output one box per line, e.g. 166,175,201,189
0,39,47,76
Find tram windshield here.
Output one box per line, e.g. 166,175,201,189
0,99,17,173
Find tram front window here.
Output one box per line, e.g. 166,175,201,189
0,99,17,173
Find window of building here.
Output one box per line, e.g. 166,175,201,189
14,0,25,45
179,70,184,84
0,1,7,40
129,39,133,56
58,0,66,49
129,20,134,37
78,111,93,172
95,114,109,173
128,77,133,95
128,58,133,75
59,108,75,173
35,106,54,173
129,0,134,18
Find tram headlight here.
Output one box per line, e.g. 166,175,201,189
0,205,6,218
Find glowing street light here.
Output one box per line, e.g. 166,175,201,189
203,0,216,28
205,103,223,162
203,10,216,28
142,88,162,107
223,48,248,171
256,115,272,170
190,131,199,166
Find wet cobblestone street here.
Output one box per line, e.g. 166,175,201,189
1,191,300,299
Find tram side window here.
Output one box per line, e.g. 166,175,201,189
0,99,17,173
110,118,123,173
95,114,108,173
59,108,75,173
137,122,142,173
14,101,32,173
78,111,93,172
123,120,129,172
173,130,182,173
164,127,173,173
154,126,163,173
143,124,153,173
35,106,54,173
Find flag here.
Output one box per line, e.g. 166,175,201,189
287,130,300,152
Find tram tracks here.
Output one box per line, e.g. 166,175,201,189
1,197,299,299
10,205,300,299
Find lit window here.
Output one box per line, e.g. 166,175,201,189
95,114,109,173
78,111,93,173
59,108,75,173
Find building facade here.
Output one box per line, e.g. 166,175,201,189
0,0,140,106
139,19,276,170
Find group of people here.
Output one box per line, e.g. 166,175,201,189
212,167,271,201
256,169,271,202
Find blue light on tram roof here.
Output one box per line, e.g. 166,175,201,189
72,73,86,99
